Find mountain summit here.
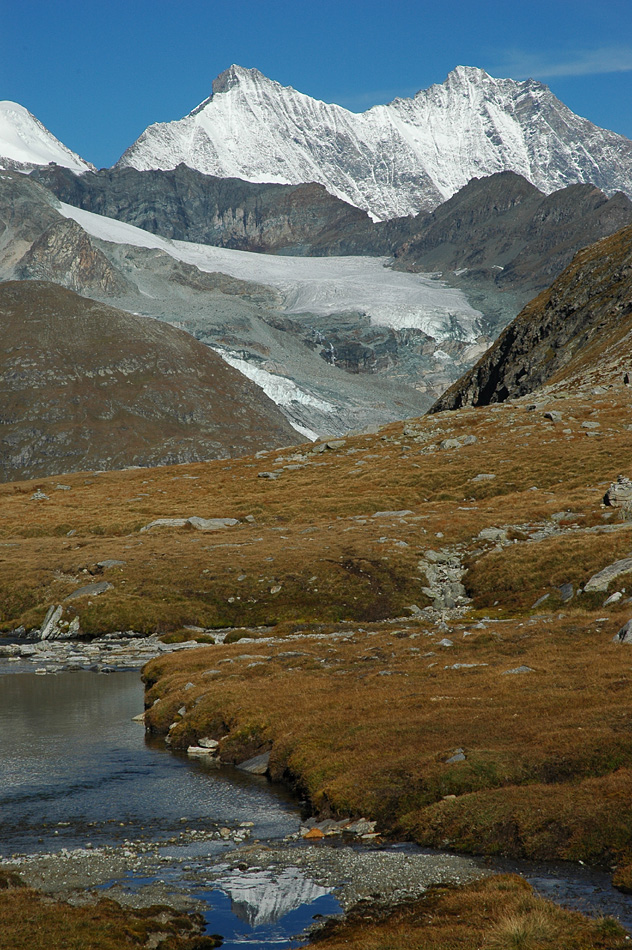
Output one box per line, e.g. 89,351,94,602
0,101,93,174
115,65,632,220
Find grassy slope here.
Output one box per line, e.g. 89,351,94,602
2,373,632,946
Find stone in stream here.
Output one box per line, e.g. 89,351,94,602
236,751,270,775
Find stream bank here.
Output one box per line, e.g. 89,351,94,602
1,654,631,946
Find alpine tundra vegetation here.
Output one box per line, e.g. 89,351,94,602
1,57,632,950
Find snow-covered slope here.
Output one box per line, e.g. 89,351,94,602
0,101,93,174
115,65,632,221
58,201,482,340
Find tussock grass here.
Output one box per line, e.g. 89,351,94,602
143,608,632,873
0,886,220,949
312,874,627,949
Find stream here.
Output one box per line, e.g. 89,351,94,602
1,665,630,946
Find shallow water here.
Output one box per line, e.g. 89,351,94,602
1,667,630,942
0,671,300,855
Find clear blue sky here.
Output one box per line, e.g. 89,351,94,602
2,0,632,168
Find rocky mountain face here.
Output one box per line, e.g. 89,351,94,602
0,100,93,174
31,163,377,255
430,224,632,412
0,280,300,481
389,171,632,299
115,65,632,220
33,165,632,316
0,172,436,439
15,217,136,296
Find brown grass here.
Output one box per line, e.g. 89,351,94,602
1,385,631,635
142,607,632,872
311,874,628,949
0,879,220,949
3,382,632,944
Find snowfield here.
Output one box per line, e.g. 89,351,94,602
59,203,483,342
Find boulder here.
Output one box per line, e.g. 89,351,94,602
236,751,270,775
614,619,632,644
65,581,113,601
604,475,632,517
584,558,632,593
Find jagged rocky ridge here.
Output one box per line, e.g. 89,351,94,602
430,224,632,411
0,280,300,481
115,65,632,220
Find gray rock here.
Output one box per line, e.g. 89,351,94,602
558,583,574,603
187,516,239,531
544,410,563,422
604,475,632,515
471,473,496,481
445,749,466,764
478,527,508,542
198,737,220,750
39,605,63,640
614,620,632,643
236,751,270,775
65,581,113,602
584,558,632,592
258,471,279,479
372,510,414,518
604,591,623,605
97,559,126,569
502,665,535,674
140,518,189,532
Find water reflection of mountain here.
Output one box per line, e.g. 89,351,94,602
215,867,331,927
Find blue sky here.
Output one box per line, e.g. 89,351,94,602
2,0,632,167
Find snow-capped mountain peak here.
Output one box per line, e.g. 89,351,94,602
0,101,94,174
115,65,632,221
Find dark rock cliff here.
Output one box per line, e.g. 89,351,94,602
430,224,632,411
31,163,378,255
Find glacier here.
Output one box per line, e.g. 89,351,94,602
58,202,483,340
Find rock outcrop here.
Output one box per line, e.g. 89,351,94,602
430,223,632,411
15,217,135,296
390,171,632,298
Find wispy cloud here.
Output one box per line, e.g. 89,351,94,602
493,46,632,79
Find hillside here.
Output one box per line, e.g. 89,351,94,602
390,171,632,298
431,223,632,411
2,242,632,941
0,280,300,481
